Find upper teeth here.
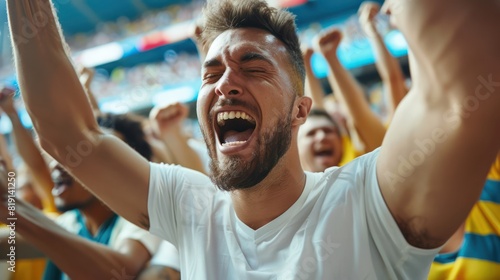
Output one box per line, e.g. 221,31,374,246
217,111,255,125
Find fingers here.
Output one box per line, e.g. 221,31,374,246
358,1,381,19
0,88,16,108
151,103,187,123
79,67,95,88
313,28,343,56
301,45,314,61
0,87,15,97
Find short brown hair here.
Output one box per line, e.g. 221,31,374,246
198,0,305,96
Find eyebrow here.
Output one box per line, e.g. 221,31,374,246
203,58,222,68
240,52,273,66
202,52,274,69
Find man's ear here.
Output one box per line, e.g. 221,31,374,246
292,96,312,126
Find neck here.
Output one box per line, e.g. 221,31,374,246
231,150,306,230
79,200,115,236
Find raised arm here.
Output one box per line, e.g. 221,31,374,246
377,0,500,249
7,0,150,228
302,47,326,110
314,29,386,152
149,102,206,174
359,2,408,118
0,89,56,212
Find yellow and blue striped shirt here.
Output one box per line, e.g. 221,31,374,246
429,154,500,279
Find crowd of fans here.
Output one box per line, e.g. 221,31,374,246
66,1,203,51
0,0,498,279
90,52,201,100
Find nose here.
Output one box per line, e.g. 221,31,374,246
215,69,243,97
315,130,328,142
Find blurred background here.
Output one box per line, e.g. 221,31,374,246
0,0,409,134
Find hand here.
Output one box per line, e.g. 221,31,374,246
0,87,17,116
358,2,381,37
301,45,314,65
149,102,189,138
79,67,95,92
314,28,343,57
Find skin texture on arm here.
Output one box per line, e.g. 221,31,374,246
7,0,151,228
359,2,408,118
314,29,386,152
377,0,500,249
0,90,56,212
149,102,206,174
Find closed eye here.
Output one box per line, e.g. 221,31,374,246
203,73,222,82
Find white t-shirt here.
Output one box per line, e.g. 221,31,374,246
148,150,441,279
150,241,181,271
56,211,161,255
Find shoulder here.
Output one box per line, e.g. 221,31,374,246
149,162,212,187
323,149,380,190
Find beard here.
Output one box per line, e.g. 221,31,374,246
203,103,294,192
55,196,98,213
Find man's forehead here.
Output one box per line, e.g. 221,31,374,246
304,116,337,130
204,28,287,62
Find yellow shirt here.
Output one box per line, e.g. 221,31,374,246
338,135,362,166
429,153,500,280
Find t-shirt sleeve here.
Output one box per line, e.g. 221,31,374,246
147,162,213,246
362,149,443,280
113,218,162,256
150,241,180,271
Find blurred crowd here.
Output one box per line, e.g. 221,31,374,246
0,1,498,280
91,52,201,100
66,1,203,51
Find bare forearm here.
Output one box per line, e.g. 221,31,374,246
7,0,98,149
324,56,386,151
304,63,326,109
11,200,145,279
7,112,56,209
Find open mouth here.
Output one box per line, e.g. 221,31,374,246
51,175,74,196
216,111,256,147
314,148,334,158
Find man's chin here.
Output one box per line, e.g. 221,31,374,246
209,159,268,192
56,203,79,213
55,197,97,213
